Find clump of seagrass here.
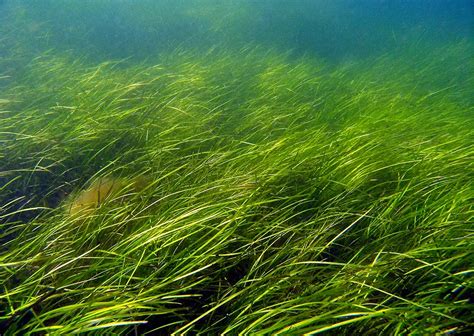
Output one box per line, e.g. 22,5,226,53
66,176,149,216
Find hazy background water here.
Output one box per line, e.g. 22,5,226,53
1,0,472,64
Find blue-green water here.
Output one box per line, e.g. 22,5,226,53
1,0,472,62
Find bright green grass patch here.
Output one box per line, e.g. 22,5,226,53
0,42,473,335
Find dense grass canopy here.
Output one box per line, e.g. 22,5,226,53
0,1,473,335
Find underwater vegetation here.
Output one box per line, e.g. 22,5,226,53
66,176,150,216
0,42,472,335
0,2,473,335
